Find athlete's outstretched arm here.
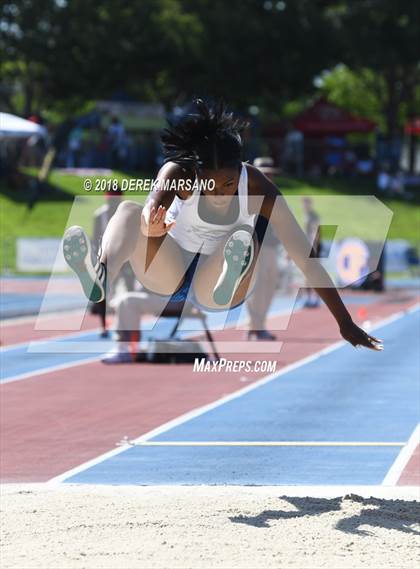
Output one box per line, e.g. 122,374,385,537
253,171,382,350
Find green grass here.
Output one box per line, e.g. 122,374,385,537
278,175,420,243
0,169,147,272
0,170,418,273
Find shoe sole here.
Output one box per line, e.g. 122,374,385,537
213,229,254,306
63,226,105,302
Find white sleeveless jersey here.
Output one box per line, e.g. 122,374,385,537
165,163,256,255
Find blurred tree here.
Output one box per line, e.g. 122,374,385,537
323,0,420,139
0,0,340,115
180,0,339,111
0,0,203,115
0,0,61,115
1,0,417,163
317,65,386,129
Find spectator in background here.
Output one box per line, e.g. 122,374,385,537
20,133,47,167
302,197,322,308
343,148,357,176
282,125,304,176
377,163,408,198
97,126,111,168
66,126,83,168
356,157,374,176
406,246,420,277
390,170,405,196
108,116,127,169
324,136,345,176
90,124,102,167
377,162,391,192
246,157,281,340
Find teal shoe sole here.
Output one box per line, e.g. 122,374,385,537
213,229,254,306
63,226,105,303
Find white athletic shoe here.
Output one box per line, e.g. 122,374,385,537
63,225,106,303
213,229,254,306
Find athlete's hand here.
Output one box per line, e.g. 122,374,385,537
339,319,383,351
141,205,176,237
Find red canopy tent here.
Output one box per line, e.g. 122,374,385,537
293,98,376,136
405,118,420,135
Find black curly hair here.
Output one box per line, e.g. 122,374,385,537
161,99,248,170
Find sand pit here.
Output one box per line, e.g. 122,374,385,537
1,485,419,569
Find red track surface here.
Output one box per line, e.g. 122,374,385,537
1,311,99,347
398,445,420,486
1,290,418,483
1,278,80,295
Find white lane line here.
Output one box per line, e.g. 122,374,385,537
47,345,348,484
48,306,418,484
118,441,405,447
382,424,420,486
0,308,85,328
3,483,420,500
0,327,102,353
1,356,103,385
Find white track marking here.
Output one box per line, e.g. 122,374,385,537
0,308,85,328
382,423,420,486
0,327,102,353
119,441,404,447
3,482,419,500
48,305,419,484
1,356,103,385
47,346,348,483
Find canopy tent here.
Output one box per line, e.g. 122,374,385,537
405,118,420,135
0,112,47,139
293,99,376,136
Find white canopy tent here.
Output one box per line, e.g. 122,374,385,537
0,112,47,139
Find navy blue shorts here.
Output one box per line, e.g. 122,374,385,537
168,249,203,304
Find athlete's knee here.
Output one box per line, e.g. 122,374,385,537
116,200,143,218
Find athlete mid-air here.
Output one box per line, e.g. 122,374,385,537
63,99,382,350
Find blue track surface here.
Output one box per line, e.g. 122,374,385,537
0,293,85,319
64,309,419,485
1,295,297,382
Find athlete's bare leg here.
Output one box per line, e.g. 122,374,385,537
100,201,186,296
